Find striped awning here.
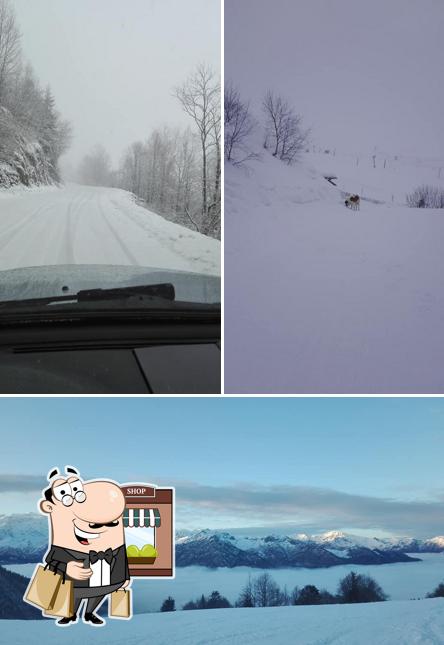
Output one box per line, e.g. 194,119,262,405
123,508,161,528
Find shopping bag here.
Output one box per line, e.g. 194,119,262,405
44,577,74,618
110,589,131,618
24,564,62,611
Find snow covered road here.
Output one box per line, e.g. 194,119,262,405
4,599,444,644
0,184,220,275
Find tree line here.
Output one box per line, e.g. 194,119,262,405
224,82,309,167
0,0,71,185
77,64,221,240
159,570,388,613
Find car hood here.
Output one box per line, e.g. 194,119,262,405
0,265,220,305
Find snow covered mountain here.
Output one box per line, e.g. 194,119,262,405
175,530,419,568
0,514,47,564
2,514,443,568
313,531,444,555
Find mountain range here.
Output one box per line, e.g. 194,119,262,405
4,514,444,569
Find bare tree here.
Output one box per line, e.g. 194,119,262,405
174,64,220,229
0,0,21,103
406,184,444,209
224,82,256,164
263,90,309,164
252,573,284,607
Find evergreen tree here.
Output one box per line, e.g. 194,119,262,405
295,585,321,605
160,596,176,612
236,575,255,607
426,583,444,598
338,571,387,603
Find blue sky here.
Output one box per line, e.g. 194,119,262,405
1,397,444,536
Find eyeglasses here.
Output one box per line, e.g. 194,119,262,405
62,490,86,506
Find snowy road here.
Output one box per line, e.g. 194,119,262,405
0,184,220,275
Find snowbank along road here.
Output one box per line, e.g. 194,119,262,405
0,183,220,275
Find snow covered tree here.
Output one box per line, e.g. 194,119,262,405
0,0,21,104
174,64,220,236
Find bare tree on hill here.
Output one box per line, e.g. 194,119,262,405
224,82,256,165
263,90,309,165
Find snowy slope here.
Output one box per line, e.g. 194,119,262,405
0,183,220,275
224,0,444,393
305,150,444,205
2,599,444,644
225,152,444,393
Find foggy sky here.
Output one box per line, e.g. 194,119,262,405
12,0,220,166
225,0,444,159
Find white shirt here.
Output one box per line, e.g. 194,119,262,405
89,558,111,587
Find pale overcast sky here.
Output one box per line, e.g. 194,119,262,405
226,0,444,159
12,0,220,166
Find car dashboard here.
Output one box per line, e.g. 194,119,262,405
0,316,220,393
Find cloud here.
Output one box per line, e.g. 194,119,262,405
0,474,46,492
3,474,444,537
170,480,444,537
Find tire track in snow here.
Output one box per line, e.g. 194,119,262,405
0,202,53,252
56,189,89,264
96,194,139,265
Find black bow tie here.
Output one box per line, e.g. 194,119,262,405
89,548,113,565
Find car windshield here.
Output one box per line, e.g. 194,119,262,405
0,0,220,311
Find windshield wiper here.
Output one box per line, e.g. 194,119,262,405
0,283,176,309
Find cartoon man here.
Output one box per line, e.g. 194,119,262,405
38,466,130,626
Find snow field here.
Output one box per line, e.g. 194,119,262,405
2,599,444,644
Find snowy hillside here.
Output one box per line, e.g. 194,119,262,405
0,108,56,189
225,150,444,393
224,0,444,393
2,599,444,644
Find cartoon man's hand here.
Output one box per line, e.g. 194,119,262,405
118,579,131,591
66,561,93,580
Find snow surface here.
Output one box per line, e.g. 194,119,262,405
3,599,444,644
0,183,220,275
225,151,444,393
